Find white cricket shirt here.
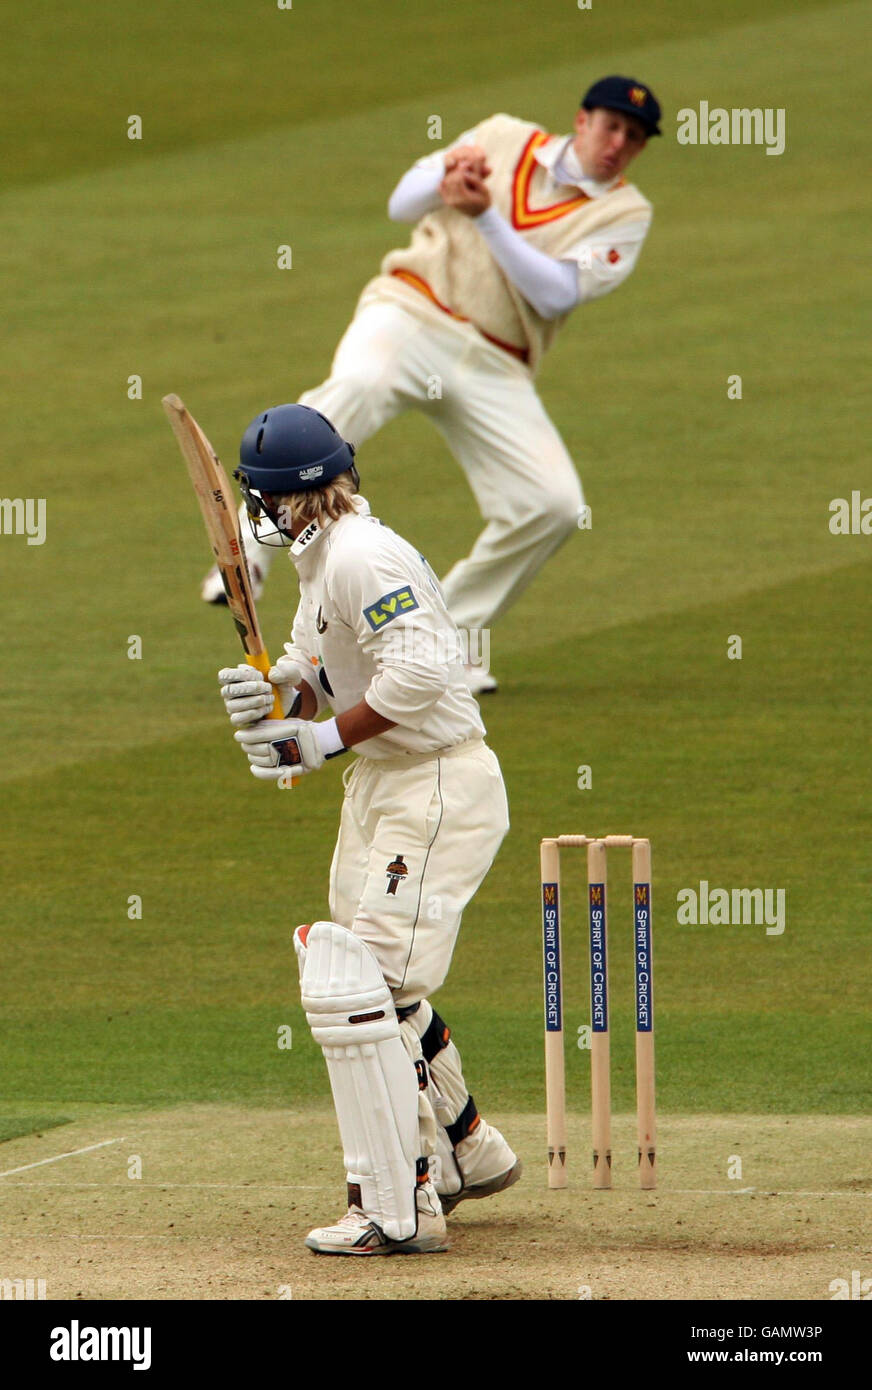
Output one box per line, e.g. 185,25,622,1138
283,499,486,759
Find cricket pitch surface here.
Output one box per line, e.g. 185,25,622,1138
1,1107,868,1301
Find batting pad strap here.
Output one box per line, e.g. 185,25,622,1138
395,1003,421,1022
421,1008,451,1063
445,1094,480,1148
297,921,419,1241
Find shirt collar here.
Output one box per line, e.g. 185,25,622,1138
533,133,623,197
288,494,371,567
289,516,326,560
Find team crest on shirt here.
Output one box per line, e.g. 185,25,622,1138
629,86,647,106
386,854,408,896
364,586,419,630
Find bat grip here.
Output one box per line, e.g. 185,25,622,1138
245,648,296,789
245,649,284,719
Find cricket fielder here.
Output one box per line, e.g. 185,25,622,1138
204,76,661,692
219,403,518,1254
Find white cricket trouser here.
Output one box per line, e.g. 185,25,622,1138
328,739,509,1008
325,741,515,1195
253,297,585,633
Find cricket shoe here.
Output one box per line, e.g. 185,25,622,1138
463,664,499,695
305,1183,449,1256
201,562,263,605
439,1159,523,1214
435,1114,522,1214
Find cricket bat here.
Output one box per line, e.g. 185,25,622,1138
162,393,298,784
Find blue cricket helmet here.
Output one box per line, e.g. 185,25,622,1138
236,404,356,494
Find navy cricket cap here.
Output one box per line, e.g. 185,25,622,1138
581,76,662,136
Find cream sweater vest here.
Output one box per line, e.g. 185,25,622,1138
357,113,652,375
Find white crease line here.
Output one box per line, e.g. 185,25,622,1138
2,1234,182,1241
8,1234,232,1241
0,1182,868,1198
653,1189,871,1198
0,1138,125,1179
0,1181,333,1189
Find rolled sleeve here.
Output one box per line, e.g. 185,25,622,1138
331,553,456,729
360,603,453,729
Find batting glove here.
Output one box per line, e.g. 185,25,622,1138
267,651,308,715
234,716,347,782
218,664,278,728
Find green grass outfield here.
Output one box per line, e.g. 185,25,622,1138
2,0,870,1132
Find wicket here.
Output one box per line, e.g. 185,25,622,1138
540,835,656,1191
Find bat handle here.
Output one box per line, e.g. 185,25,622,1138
245,649,284,719
245,649,296,789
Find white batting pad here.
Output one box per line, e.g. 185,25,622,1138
294,921,419,1241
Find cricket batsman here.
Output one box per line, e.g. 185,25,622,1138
204,76,661,692
219,403,519,1254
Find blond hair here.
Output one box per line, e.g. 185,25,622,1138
276,472,358,531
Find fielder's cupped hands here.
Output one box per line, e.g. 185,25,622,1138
443,143,491,178
440,156,492,218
